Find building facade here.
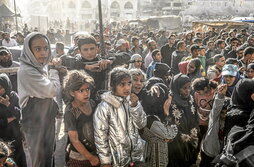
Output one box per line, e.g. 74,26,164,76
47,0,138,21
138,0,188,17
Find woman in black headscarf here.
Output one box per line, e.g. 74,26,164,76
217,79,254,167
165,74,199,167
224,78,254,137
0,73,27,167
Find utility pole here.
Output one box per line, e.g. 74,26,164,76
13,0,18,33
98,0,106,58
98,0,110,90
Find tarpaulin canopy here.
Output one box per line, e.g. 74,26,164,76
192,20,253,32
0,3,15,17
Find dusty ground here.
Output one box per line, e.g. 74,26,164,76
55,117,67,167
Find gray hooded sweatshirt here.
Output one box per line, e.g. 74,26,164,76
18,32,60,109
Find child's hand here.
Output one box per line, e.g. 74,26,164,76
0,95,10,107
150,85,160,97
52,57,62,67
163,95,172,116
99,59,112,71
88,155,100,166
217,84,227,96
239,66,245,73
130,93,138,107
85,63,101,72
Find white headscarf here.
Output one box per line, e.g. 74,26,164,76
128,54,142,70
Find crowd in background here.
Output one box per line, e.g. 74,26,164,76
0,21,254,167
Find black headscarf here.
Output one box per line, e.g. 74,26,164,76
231,78,254,112
141,78,169,119
170,74,191,107
0,73,12,97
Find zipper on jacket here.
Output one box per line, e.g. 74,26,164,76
122,102,133,165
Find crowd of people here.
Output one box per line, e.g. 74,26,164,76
0,22,254,167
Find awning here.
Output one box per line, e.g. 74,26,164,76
0,3,15,17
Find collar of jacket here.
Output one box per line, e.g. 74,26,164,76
101,91,130,108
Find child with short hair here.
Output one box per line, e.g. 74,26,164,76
146,49,162,79
93,67,147,167
192,77,218,138
63,70,99,167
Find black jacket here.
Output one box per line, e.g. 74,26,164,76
160,43,176,67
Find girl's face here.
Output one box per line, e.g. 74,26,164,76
0,85,6,97
30,37,49,64
247,68,254,79
179,82,191,98
0,157,7,167
134,58,143,69
131,74,145,94
187,62,196,74
114,77,132,97
71,83,91,104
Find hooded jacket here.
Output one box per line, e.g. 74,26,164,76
93,92,147,166
17,32,60,109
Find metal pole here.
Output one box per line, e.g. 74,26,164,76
13,0,18,33
98,0,111,90
98,0,106,58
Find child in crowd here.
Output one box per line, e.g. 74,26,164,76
200,84,230,167
221,64,241,97
0,74,26,167
186,58,202,81
63,70,99,167
128,54,143,70
192,77,218,139
146,49,162,79
93,67,147,167
130,68,178,167
165,74,199,167
18,32,60,167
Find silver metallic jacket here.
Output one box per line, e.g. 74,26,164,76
93,92,147,167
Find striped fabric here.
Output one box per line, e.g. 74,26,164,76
67,158,97,167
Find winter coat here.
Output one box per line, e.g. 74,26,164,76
201,94,225,157
160,44,176,67
93,92,147,167
18,32,60,109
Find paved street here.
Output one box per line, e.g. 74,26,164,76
55,117,67,167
